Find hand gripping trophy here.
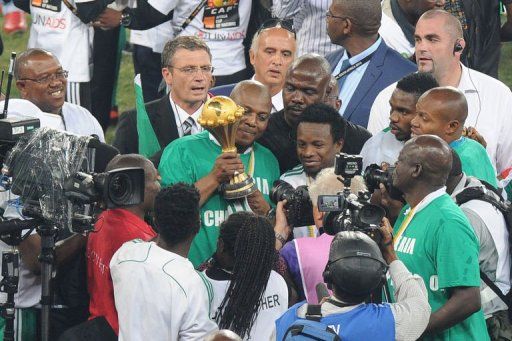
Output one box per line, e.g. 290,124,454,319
198,96,257,199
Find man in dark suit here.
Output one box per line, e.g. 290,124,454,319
113,36,213,166
325,0,416,128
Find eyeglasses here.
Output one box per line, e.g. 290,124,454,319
168,65,215,75
257,19,296,37
19,70,69,84
325,10,350,21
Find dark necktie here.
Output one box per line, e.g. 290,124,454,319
182,117,194,136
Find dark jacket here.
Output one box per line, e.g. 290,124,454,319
325,40,417,128
112,95,178,167
258,110,373,174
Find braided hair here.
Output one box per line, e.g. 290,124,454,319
215,212,276,339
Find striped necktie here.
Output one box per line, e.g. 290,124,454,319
337,58,351,91
182,117,194,136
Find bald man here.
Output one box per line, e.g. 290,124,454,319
159,80,280,266
258,53,332,173
369,10,512,179
390,134,489,341
325,0,416,127
411,86,498,187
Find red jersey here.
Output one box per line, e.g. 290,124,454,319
86,208,156,334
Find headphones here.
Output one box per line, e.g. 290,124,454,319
323,261,334,290
453,40,463,54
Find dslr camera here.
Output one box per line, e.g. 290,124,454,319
317,154,385,242
270,180,314,228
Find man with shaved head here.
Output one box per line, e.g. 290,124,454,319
325,0,416,127
411,86,498,187
389,134,489,340
258,53,332,173
369,10,512,182
379,0,446,58
159,80,280,266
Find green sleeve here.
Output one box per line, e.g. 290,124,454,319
434,217,481,289
158,142,196,187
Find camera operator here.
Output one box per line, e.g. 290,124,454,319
86,154,160,336
274,227,430,340
446,151,512,338
280,103,344,237
389,135,489,340
279,167,366,304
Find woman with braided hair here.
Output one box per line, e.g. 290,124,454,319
201,212,288,340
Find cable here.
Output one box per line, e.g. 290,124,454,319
466,67,482,128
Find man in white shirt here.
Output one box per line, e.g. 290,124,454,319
14,48,104,141
15,0,94,110
249,21,297,113
0,48,106,339
113,36,212,165
111,183,218,340
379,0,445,59
367,9,512,176
360,72,438,169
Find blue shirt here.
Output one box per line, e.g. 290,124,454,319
332,37,383,116
276,301,395,340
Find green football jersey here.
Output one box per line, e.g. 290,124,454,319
451,137,498,188
390,193,489,341
159,131,280,267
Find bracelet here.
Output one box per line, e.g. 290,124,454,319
275,232,287,246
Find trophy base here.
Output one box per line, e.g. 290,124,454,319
223,172,257,200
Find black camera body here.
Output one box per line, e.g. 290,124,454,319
318,153,385,242
270,180,314,228
64,167,145,209
363,164,395,193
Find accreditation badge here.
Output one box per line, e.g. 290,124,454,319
31,0,62,12
203,0,240,29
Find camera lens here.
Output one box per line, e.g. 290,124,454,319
270,180,295,204
108,173,133,206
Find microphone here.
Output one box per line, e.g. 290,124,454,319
316,282,330,303
87,138,120,173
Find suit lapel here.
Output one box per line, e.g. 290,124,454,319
344,41,386,121
149,95,179,149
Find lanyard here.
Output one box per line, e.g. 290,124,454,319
393,206,417,247
334,52,375,81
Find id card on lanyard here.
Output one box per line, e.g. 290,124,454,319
203,0,240,29
31,0,61,12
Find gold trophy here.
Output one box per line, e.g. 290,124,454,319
198,96,257,200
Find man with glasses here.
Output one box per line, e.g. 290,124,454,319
211,19,297,114
15,48,104,140
325,0,416,128
113,36,212,166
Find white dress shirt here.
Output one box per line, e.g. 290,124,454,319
168,93,204,137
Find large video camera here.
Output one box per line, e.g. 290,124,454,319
270,180,314,228
318,154,385,242
1,127,144,234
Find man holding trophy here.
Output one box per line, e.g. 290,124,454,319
159,80,281,267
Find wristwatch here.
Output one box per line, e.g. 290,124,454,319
120,8,132,27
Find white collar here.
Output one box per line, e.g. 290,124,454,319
271,90,284,113
251,75,283,113
457,63,478,93
168,92,204,127
208,132,253,154
405,187,446,215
